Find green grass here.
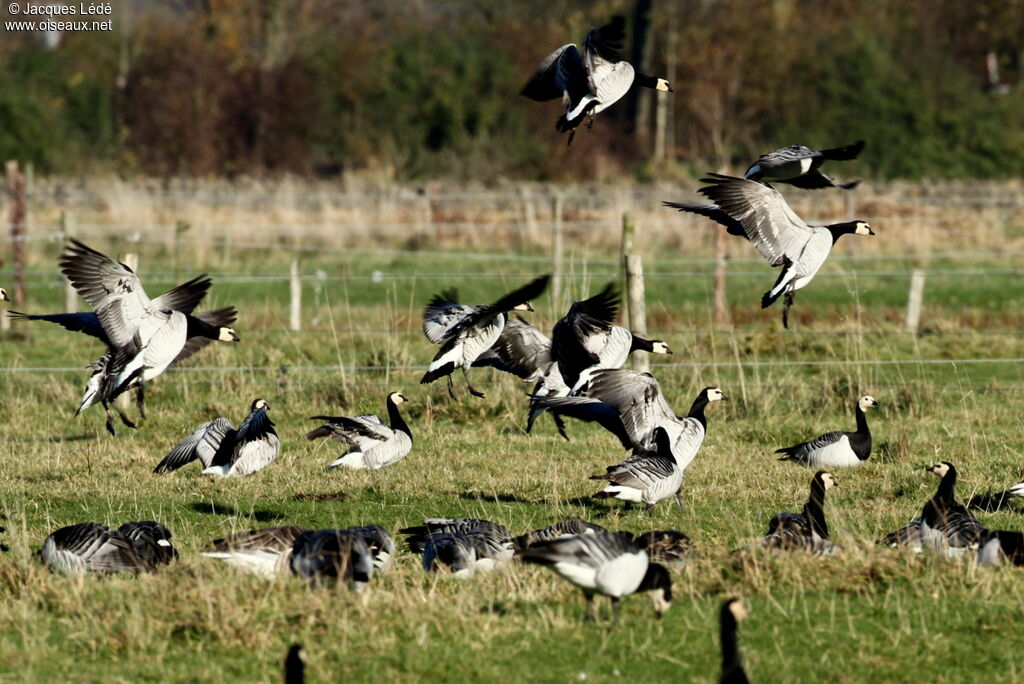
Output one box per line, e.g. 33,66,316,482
2,242,1024,682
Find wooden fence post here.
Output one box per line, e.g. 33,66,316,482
6,160,26,306
551,194,564,313
905,269,926,334
625,254,649,372
61,210,78,312
290,258,302,331
713,228,729,326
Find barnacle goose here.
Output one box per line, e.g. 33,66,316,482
635,529,692,565
306,392,412,470
743,140,865,190
775,396,878,467
531,374,726,503
720,598,750,684
759,471,840,556
421,275,550,398
514,519,606,552
55,240,238,432
402,518,515,576
878,462,986,557
204,525,393,589
521,15,672,145
550,283,672,391
153,398,279,477
591,427,684,510
665,176,873,327
969,479,1024,512
471,316,553,383
39,521,177,575
977,529,1024,567
285,644,305,684
520,530,672,622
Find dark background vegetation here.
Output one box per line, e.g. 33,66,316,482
1,0,1023,181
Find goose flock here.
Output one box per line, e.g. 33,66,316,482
5,14,1023,682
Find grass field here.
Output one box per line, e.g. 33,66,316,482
2,232,1024,682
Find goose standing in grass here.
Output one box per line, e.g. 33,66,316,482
664,176,874,327
514,519,606,552
40,521,177,575
153,398,279,477
521,15,672,145
421,275,550,398
720,598,750,684
519,530,672,622
759,471,840,555
775,396,878,467
204,525,394,588
591,427,684,510
879,462,986,556
402,518,515,576
743,140,865,190
530,375,726,503
306,392,412,470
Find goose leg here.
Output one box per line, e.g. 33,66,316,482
584,593,596,622
610,597,622,627
782,292,795,329
103,402,116,437
135,382,147,421
674,480,686,511
462,367,486,399
446,375,457,400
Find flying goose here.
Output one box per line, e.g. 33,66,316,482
521,15,672,144
402,518,515,576
879,462,986,556
775,396,878,467
720,598,750,684
664,175,874,327
306,392,412,470
285,644,305,684
421,275,550,398
204,525,394,588
520,530,672,622
591,426,684,510
153,398,279,477
743,140,865,190
635,529,693,565
530,374,726,498
550,283,672,391
760,471,840,555
39,521,177,575
514,519,606,552
471,316,554,383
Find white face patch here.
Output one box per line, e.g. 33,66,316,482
708,387,727,402
652,341,672,354
859,396,877,410
930,463,949,478
728,600,749,621
821,473,837,490
391,392,405,404
254,399,269,410
656,78,672,92
513,302,533,312
855,222,873,235
220,327,238,342
652,589,671,615
0,288,8,301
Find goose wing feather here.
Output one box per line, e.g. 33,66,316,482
154,417,236,473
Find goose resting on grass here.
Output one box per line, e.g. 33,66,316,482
40,521,177,575
402,518,514,577
421,275,550,398
878,462,986,557
521,15,672,145
204,525,394,589
743,140,865,190
520,530,672,623
758,471,840,556
665,176,873,327
968,479,1024,512
153,398,279,477
306,392,412,470
775,396,878,467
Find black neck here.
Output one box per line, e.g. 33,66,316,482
387,398,412,441
687,394,709,430
826,221,859,244
804,478,829,538
637,562,672,597
185,314,220,340
636,72,663,89
629,335,655,353
854,405,870,434
720,609,743,680
935,467,957,504
848,404,872,461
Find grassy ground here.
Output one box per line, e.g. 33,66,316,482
2,240,1024,682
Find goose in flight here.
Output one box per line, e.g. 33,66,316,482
153,398,279,477
775,396,878,467
665,175,873,327
879,462,987,557
744,140,865,190
307,392,412,470
522,15,672,144
421,275,549,398
520,530,672,623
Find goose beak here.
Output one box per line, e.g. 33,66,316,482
524,302,534,312
0,289,8,302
